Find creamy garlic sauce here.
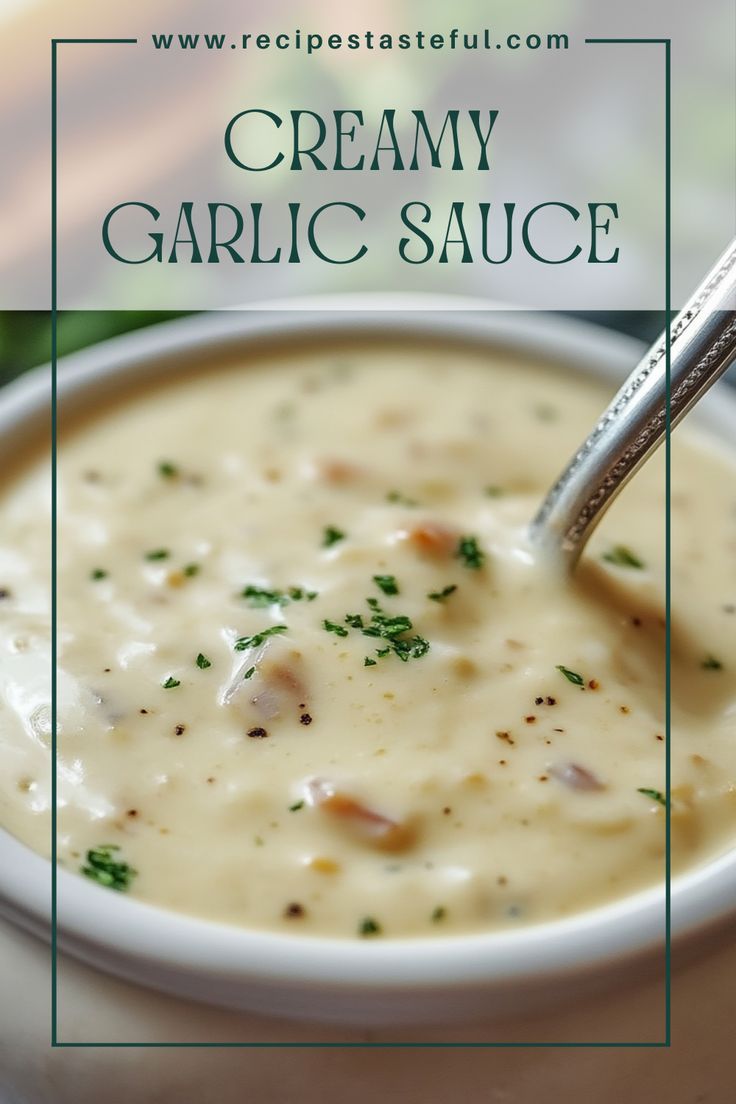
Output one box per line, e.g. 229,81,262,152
1,341,735,938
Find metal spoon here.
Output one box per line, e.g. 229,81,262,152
530,239,736,568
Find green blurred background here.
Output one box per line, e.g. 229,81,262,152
0,312,187,388
0,311,666,390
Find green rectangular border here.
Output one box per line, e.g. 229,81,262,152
50,34,675,1046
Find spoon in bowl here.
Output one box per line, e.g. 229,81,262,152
530,239,736,568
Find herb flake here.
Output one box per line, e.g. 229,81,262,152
242,584,318,607
359,917,381,937
428,584,457,602
196,653,212,670
456,535,485,570
323,619,349,637
603,545,645,569
82,844,136,891
234,625,288,650
386,490,418,507
556,665,585,687
322,525,346,548
637,787,667,808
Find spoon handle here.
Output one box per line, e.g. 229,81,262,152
530,239,736,567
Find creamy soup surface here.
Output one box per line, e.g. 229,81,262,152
1,341,735,938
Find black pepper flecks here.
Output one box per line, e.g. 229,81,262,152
0,587,11,601
299,713,313,726
284,902,305,918
247,727,269,739
174,724,186,736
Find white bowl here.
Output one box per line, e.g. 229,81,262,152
1,302,735,1027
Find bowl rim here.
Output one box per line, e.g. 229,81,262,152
1,298,735,1000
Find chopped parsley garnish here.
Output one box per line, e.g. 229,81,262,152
603,545,645,569
242,585,287,607
196,653,212,670
325,598,431,666
323,619,349,637
145,548,170,561
386,490,418,507
82,845,136,891
362,613,413,639
288,586,318,602
702,655,724,671
556,664,585,687
484,485,504,498
456,535,485,570
242,584,318,607
392,636,430,661
431,906,447,922
361,600,429,662
157,460,179,479
243,666,256,680
428,584,457,602
637,787,667,808
359,917,382,937
288,800,305,812
183,563,200,577
161,676,181,689
234,625,288,650
373,574,399,596
90,568,108,581
322,525,346,548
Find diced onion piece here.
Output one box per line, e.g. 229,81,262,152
549,762,605,792
313,457,365,485
306,778,417,852
250,656,307,721
402,521,459,558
